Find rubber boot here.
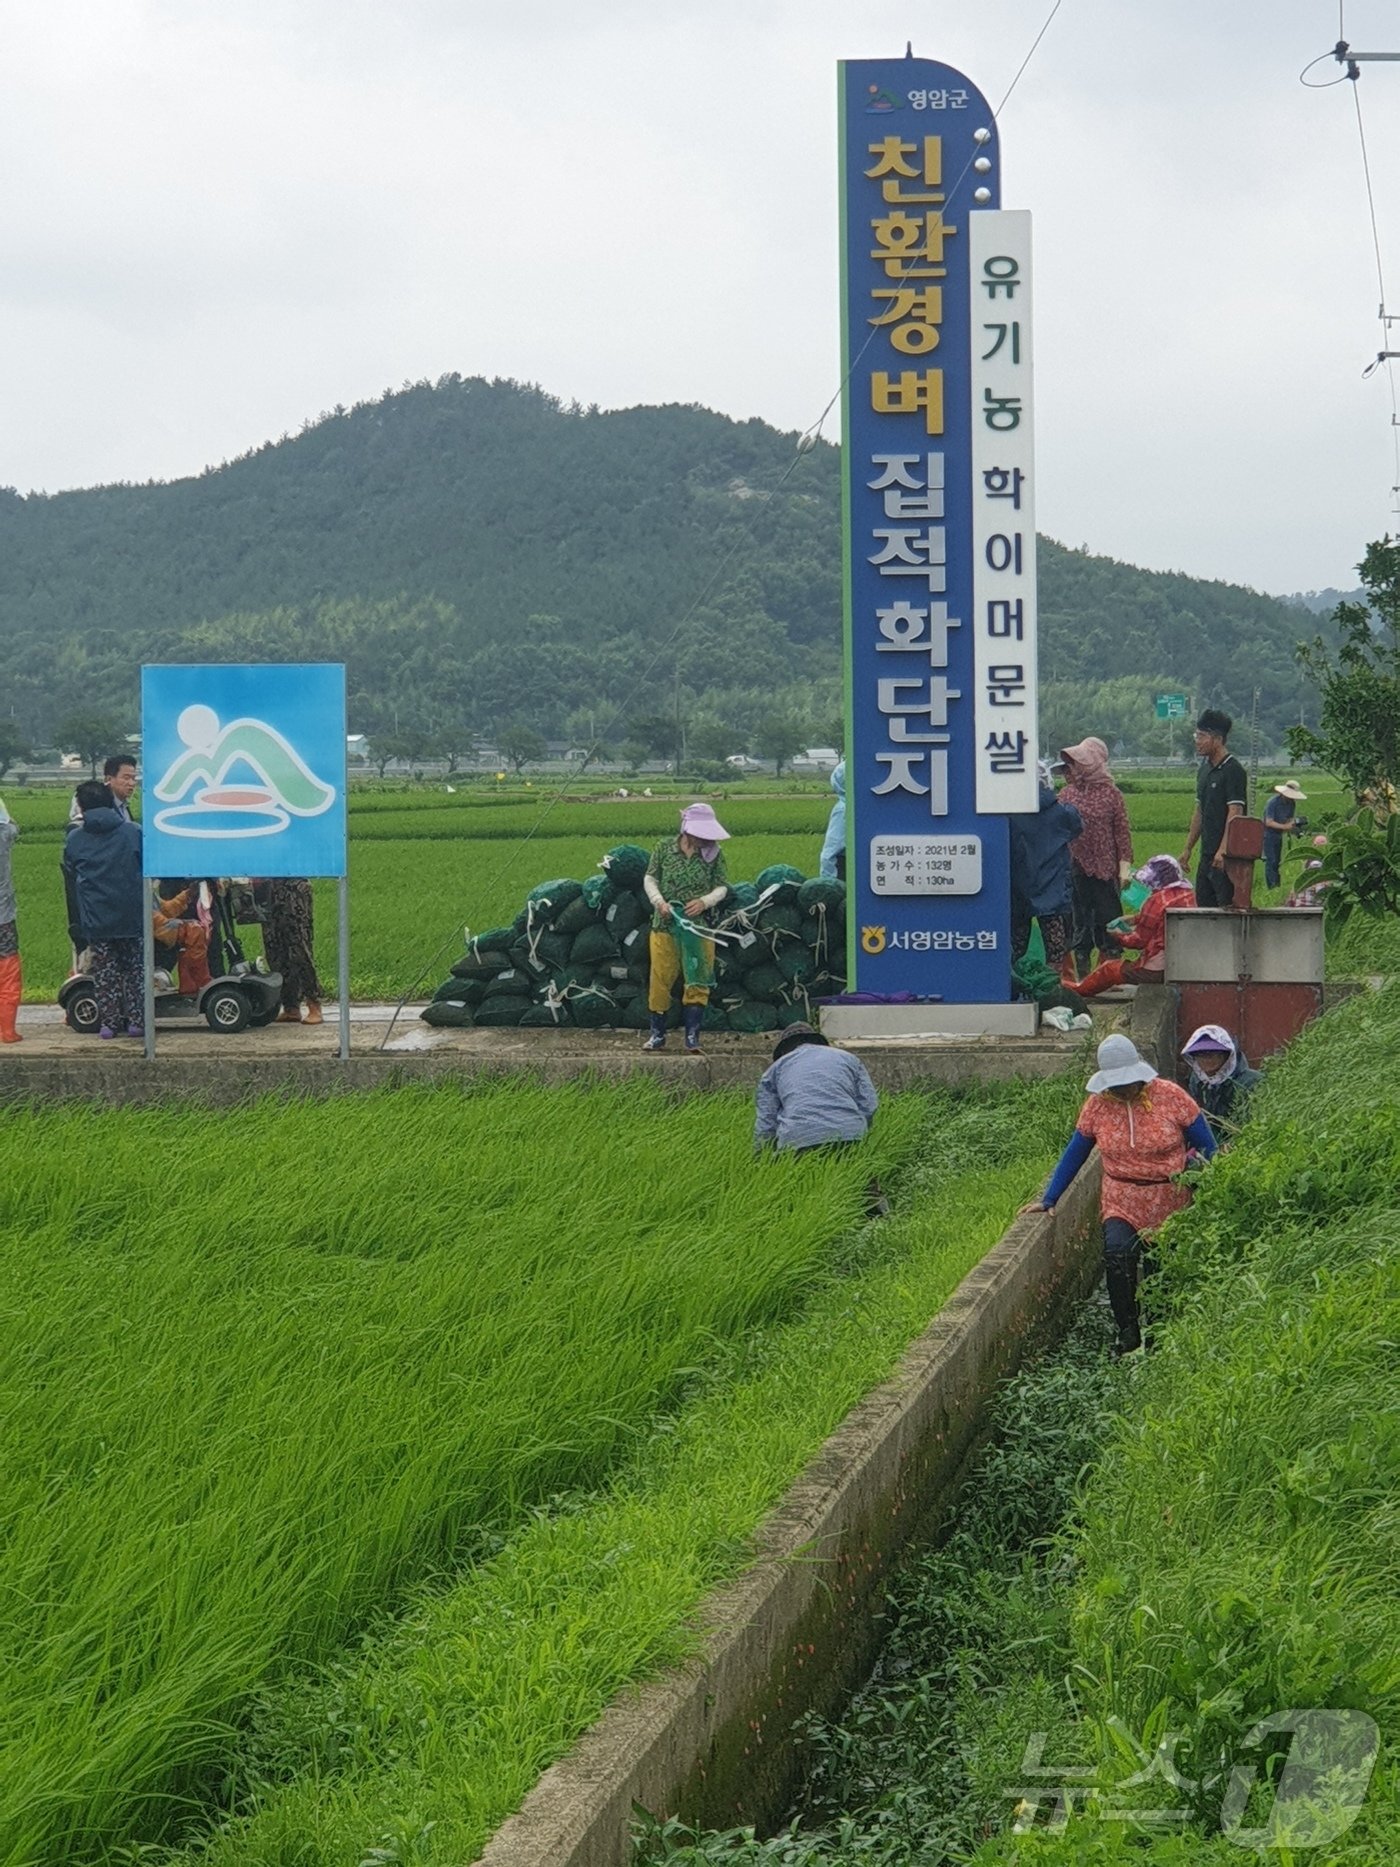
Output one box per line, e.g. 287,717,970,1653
641,1012,667,1052
1103,1250,1142,1357
682,1005,704,1053
0,953,21,1042
304,1000,324,1025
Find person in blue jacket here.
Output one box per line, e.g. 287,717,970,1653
1008,760,1083,970
818,760,846,880
62,780,146,1039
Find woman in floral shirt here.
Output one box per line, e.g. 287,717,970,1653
641,803,730,1054
1058,736,1135,983
1024,1033,1216,1355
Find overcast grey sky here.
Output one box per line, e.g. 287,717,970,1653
2,0,1397,596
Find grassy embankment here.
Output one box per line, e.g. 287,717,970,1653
643,979,1400,1864
1,771,1368,1002
0,1072,1081,1866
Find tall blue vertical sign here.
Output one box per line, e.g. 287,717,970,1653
840,58,1038,999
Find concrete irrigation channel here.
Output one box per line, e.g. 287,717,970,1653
4,989,1179,1865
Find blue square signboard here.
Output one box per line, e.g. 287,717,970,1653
140,664,348,879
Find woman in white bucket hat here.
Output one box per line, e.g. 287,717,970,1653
1023,1034,1217,1355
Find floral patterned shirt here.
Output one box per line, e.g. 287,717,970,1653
1059,778,1133,882
1076,1077,1203,1234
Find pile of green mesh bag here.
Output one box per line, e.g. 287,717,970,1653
421,844,847,1034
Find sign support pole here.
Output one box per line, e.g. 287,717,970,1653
143,896,156,1061
338,875,350,1062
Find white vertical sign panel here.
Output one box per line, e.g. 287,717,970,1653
969,210,1037,813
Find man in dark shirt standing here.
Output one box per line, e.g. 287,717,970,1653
1181,709,1248,907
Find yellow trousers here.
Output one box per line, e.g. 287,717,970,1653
648,929,713,1011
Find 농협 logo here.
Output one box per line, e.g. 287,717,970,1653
152,705,336,839
860,924,887,954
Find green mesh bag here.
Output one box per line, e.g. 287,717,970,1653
552,894,601,936
754,902,804,937
472,996,532,1027
581,873,611,910
451,946,512,978
513,929,572,974
520,999,572,1027
776,944,816,985
600,843,650,891
570,923,620,968
482,968,531,999
744,962,786,1000
568,987,620,1029
700,1003,730,1031
525,879,583,920
727,998,781,1033
432,975,485,1006
727,882,758,911
545,964,596,996
420,1000,475,1028
621,1000,653,1031
754,864,805,905
673,912,716,990
798,878,846,914
776,1000,814,1028
604,890,649,940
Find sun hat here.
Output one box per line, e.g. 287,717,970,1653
1274,781,1307,801
1182,1022,1234,1058
772,1021,829,1061
679,802,730,842
1085,1033,1157,1094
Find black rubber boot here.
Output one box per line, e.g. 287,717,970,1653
682,1005,703,1053
1103,1250,1142,1357
642,1012,667,1052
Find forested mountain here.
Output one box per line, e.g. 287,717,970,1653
0,375,1327,758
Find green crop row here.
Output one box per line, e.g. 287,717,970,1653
143,1074,1081,1867
0,1078,927,1865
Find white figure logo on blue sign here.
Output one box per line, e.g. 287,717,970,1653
152,704,336,840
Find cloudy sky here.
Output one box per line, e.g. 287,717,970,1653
2,0,1397,596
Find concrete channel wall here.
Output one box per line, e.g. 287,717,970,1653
479,1164,1103,1867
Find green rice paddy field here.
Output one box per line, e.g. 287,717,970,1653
0,1072,1081,1866
1,771,1374,1002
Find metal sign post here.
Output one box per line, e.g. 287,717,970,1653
138,664,350,1059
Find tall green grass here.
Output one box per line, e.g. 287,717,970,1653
144,1075,1081,1867
0,1080,922,1865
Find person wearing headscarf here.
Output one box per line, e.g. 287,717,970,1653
1009,759,1083,969
753,1022,877,1152
0,795,21,1043
818,760,846,880
1071,854,1195,997
1181,1024,1261,1136
1057,737,1135,982
1023,1034,1216,1356
642,802,730,1053
1262,780,1307,889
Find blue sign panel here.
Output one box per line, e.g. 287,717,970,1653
840,58,1027,1001
140,664,348,879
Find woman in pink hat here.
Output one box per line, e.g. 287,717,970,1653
641,803,731,1053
